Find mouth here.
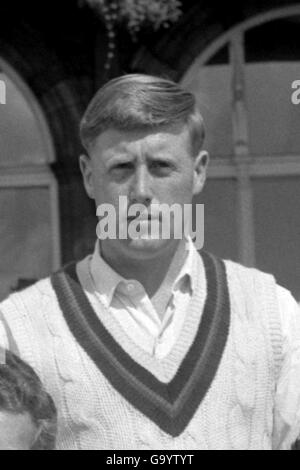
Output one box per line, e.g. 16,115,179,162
127,214,161,223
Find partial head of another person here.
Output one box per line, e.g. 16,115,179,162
0,349,57,450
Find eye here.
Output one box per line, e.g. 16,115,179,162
113,162,134,170
108,161,134,181
150,160,174,175
109,162,134,175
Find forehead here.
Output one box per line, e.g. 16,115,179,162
89,124,191,158
0,411,37,450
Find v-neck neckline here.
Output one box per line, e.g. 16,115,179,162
83,249,204,382
51,250,230,437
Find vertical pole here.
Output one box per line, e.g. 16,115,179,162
230,31,256,267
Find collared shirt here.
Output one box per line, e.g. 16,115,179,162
89,237,202,359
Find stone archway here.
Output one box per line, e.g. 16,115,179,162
130,1,297,80
0,21,95,263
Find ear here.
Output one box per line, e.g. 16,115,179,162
193,150,209,196
79,154,95,200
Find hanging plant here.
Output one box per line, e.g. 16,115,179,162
81,0,183,70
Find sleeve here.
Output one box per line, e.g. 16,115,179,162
272,286,300,450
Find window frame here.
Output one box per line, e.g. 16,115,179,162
181,5,300,267
0,58,61,289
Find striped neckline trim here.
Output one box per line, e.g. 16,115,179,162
51,251,230,437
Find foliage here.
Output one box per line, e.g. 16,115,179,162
84,0,182,37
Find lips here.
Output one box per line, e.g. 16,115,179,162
127,213,161,222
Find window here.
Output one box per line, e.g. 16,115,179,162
0,61,60,300
182,6,300,300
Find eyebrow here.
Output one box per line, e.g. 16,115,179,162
104,148,177,169
105,155,135,167
146,155,177,166
147,155,175,161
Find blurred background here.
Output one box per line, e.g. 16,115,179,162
0,0,299,300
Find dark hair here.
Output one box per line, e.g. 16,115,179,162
80,74,205,157
0,349,57,450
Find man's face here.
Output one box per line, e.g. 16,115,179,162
80,124,208,259
0,411,38,450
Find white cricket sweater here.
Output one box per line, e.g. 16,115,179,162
0,252,282,450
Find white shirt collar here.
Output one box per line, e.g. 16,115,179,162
90,237,198,308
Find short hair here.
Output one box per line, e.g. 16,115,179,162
0,349,57,450
80,74,205,157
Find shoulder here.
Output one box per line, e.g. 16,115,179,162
0,276,55,313
216,257,280,320
219,257,279,303
222,257,275,284
0,255,92,315
222,257,298,309
274,284,300,346
0,276,55,351
220,257,300,346
220,258,285,373
0,255,90,312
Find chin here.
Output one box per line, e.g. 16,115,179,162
122,237,176,259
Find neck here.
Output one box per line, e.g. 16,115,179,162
99,239,188,298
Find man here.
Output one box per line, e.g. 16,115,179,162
0,74,300,450
0,348,57,450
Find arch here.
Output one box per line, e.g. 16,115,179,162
131,2,226,79
0,56,61,275
132,3,300,81
182,4,300,83
179,4,300,300
0,22,94,263
0,56,56,165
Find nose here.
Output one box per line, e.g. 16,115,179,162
129,165,153,206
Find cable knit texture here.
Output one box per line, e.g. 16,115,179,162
0,253,282,450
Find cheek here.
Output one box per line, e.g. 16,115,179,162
0,419,37,450
91,171,114,200
93,184,130,213
160,173,194,203
169,187,194,205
